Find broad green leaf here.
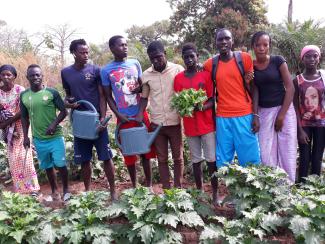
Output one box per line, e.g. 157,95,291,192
200,224,224,241
38,223,58,243
168,230,183,244
9,230,25,243
138,224,154,244
304,231,323,244
0,211,10,221
158,214,179,228
260,213,284,233
93,235,113,244
68,230,84,244
250,228,265,240
84,225,112,238
289,215,311,236
178,211,204,227
131,205,145,219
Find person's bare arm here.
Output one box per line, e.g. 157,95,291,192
275,62,295,132
251,80,260,133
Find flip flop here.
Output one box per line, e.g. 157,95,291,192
63,192,72,202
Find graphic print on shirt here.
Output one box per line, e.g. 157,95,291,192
109,67,140,108
298,75,325,126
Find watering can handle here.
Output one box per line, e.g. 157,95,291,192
75,100,98,113
70,100,98,123
115,118,145,150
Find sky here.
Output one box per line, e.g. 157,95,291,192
1,0,324,45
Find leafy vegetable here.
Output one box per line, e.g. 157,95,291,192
171,88,208,117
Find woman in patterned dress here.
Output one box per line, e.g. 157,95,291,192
0,64,40,194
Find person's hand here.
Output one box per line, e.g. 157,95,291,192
45,123,57,136
150,122,159,131
64,97,79,109
244,71,254,83
134,113,144,123
97,118,108,132
130,85,142,94
298,128,309,144
274,114,284,132
193,104,200,112
117,113,129,123
302,112,312,120
23,137,30,149
252,115,260,133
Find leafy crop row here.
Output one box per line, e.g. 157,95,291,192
0,165,324,244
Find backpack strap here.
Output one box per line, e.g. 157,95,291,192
234,51,252,100
211,55,219,128
211,55,219,98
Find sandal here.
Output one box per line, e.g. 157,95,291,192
30,192,39,198
63,192,72,202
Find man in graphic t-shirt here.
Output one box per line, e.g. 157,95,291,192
101,35,155,188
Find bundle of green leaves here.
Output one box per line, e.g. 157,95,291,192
171,88,207,117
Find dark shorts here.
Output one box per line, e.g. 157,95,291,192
74,129,113,164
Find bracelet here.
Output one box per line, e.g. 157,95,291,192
253,113,260,118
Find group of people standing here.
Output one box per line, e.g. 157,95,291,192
0,28,324,203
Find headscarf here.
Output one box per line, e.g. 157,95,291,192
0,64,17,78
300,45,321,60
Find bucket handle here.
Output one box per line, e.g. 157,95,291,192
115,118,145,150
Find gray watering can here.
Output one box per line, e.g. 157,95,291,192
115,118,162,156
71,100,111,140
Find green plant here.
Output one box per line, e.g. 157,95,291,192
288,175,325,244
171,88,208,117
42,191,114,244
105,187,206,243
0,191,48,243
217,164,292,215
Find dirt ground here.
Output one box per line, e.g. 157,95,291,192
2,176,295,244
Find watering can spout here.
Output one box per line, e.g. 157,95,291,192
148,124,162,146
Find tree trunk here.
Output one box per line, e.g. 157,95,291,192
288,0,293,24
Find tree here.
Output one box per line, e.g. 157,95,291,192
288,0,293,24
44,23,79,67
271,20,325,74
89,42,113,66
126,20,171,46
167,0,268,53
0,22,33,56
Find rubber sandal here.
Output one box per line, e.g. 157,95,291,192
30,192,39,198
63,192,72,202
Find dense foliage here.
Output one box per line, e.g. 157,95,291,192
0,165,324,243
